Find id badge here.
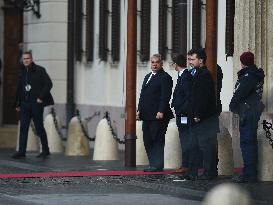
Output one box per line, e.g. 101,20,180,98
181,117,187,124
25,84,31,92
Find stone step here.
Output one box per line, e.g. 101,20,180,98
0,126,18,148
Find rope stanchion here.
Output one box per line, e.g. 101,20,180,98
75,109,100,141
104,111,125,144
50,108,67,141
262,120,273,149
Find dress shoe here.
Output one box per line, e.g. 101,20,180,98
12,152,26,159
232,174,257,183
36,151,50,159
173,174,196,181
143,166,163,172
174,167,189,174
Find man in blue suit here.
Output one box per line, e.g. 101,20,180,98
171,54,192,176
138,54,174,172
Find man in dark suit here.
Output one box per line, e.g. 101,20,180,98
171,54,192,175
185,48,218,180
137,54,173,172
12,51,54,159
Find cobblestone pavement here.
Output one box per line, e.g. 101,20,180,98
0,149,272,205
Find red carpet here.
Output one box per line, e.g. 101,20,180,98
0,170,175,179
0,168,242,179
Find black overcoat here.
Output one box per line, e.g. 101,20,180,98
15,63,54,107
171,69,192,116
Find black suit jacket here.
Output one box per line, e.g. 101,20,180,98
138,68,174,121
171,69,192,116
189,66,217,123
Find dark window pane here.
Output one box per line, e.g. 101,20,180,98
140,0,151,62
86,0,94,62
172,0,187,56
111,0,121,62
158,0,167,60
225,0,235,57
192,0,201,49
75,0,83,61
99,0,108,61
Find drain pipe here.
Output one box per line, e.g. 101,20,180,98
66,0,75,125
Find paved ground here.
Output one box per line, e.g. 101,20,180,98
0,149,272,205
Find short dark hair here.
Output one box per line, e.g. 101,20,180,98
187,48,207,63
172,53,187,67
23,51,32,58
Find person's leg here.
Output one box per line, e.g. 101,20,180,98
151,119,169,169
183,126,199,179
198,131,217,178
18,102,32,154
239,112,259,178
31,102,49,153
142,121,153,166
176,117,189,169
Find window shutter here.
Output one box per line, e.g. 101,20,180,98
140,0,151,62
75,0,83,61
225,0,235,57
86,0,94,62
99,0,108,61
172,0,187,56
111,0,121,62
192,0,201,49
158,0,167,60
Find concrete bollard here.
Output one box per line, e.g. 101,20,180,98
16,120,39,152
136,121,149,165
65,117,90,156
164,121,181,169
217,133,234,176
93,118,119,160
202,183,251,205
44,114,63,153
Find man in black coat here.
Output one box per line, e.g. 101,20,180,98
12,51,54,159
138,54,173,172
185,48,218,180
230,51,264,183
171,54,192,175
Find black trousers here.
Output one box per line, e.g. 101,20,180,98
18,101,49,154
176,116,190,168
188,119,218,177
142,119,169,169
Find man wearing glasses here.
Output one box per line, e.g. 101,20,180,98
137,54,173,172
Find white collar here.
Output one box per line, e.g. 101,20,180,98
178,68,187,76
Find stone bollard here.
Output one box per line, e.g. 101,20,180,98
65,117,90,156
164,121,181,169
44,114,63,153
258,114,273,181
16,120,39,152
202,183,251,205
217,133,234,176
136,121,149,165
93,118,119,160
